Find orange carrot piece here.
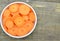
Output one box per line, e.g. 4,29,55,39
19,4,30,15
17,27,27,36
17,21,34,36
24,21,34,32
3,9,10,17
2,17,13,26
5,19,14,29
8,28,16,36
23,16,28,21
14,17,25,27
29,12,35,22
9,4,19,12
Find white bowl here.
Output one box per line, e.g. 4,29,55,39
1,2,37,38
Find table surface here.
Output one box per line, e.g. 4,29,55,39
0,0,60,41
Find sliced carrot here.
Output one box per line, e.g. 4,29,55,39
29,11,35,22
17,27,27,36
8,25,22,36
3,9,10,17
5,19,14,29
2,17,7,25
9,4,19,12
24,21,34,32
14,17,25,27
19,4,30,15
2,9,12,25
17,21,34,36
8,28,16,36
2,17,13,25
23,16,28,21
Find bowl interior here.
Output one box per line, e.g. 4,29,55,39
1,2,37,38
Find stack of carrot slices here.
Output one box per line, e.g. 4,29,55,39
2,3,36,36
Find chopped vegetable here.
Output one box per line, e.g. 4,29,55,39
2,3,36,36
19,4,30,15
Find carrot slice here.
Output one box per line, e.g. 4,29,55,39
24,21,34,32
23,16,28,21
8,25,20,36
17,27,27,36
17,21,34,36
5,19,14,29
3,9,10,17
9,4,19,12
19,4,30,15
29,12,35,22
8,28,17,36
14,17,25,27
2,17,13,25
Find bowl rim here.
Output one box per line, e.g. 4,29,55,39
1,1,37,38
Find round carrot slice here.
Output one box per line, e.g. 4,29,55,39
14,17,25,27
8,28,16,36
5,19,14,29
17,21,34,36
24,21,34,32
17,27,27,36
3,9,10,17
26,21,34,32
9,4,19,12
19,4,30,15
29,12,35,22
23,16,28,21
2,17,13,26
